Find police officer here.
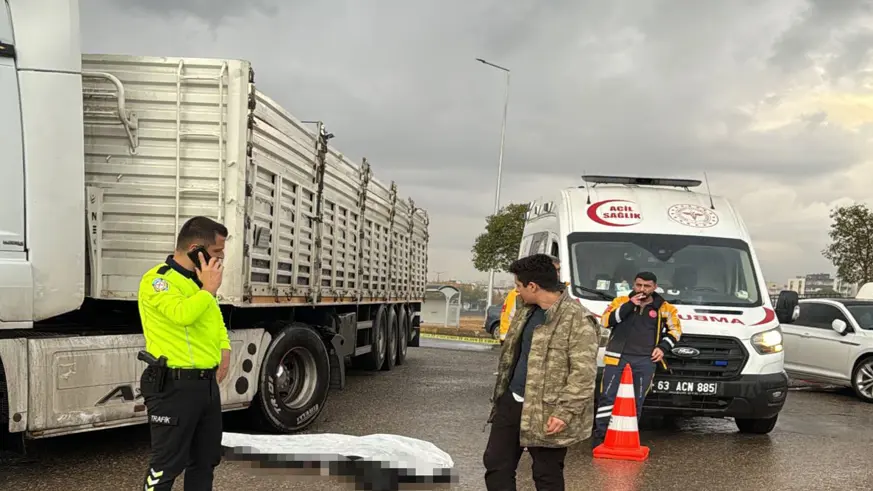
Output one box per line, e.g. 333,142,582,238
138,216,232,491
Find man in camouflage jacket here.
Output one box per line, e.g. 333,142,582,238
483,254,600,491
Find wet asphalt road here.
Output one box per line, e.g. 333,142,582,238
1,336,872,490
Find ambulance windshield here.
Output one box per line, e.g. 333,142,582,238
567,232,762,307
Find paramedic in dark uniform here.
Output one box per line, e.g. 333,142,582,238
592,271,682,448
138,216,232,491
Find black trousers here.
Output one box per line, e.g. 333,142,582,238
483,392,568,491
140,367,223,491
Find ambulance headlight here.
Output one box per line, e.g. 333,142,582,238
751,327,783,355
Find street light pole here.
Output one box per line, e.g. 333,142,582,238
476,58,510,312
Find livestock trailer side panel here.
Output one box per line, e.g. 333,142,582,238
80,54,428,307
81,54,251,303
243,88,428,305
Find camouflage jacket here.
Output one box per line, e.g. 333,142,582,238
488,288,600,448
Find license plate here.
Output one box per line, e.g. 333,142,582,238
652,378,720,395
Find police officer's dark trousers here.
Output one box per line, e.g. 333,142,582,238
141,366,222,491
593,354,655,442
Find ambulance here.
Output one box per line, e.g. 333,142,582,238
519,175,797,434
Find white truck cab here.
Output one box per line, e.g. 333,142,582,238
520,175,793,434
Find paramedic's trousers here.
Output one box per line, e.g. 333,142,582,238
141,366,222,491
483,391,568,491
593,354,656,441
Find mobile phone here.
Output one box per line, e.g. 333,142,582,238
187,245,211,269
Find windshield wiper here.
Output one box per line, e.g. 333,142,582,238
574,285,614,301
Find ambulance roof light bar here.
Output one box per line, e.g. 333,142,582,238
581,175,703,189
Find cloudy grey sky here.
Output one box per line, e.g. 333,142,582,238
80,0,873,285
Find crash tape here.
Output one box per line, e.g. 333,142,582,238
420,333,500,345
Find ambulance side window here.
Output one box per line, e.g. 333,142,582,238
518,235,533,258
550,242,559,257
529,232,548,256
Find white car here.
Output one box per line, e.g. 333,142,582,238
782,298,873,402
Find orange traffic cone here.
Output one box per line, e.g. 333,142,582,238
592,363,650,461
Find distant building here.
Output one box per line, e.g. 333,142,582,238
785,273,859,297
787,277,806,294
766,282,786,295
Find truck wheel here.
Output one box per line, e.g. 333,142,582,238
382,307,398,371
851,356,873,403
358,305,388,371
252,324,331,433
396,305,409,366
408,309,420,348
735,415,778,434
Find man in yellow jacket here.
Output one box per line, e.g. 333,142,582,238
137,216,232,491
499,255,561,343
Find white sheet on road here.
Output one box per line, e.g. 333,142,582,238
221,432,454,476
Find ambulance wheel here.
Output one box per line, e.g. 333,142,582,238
382,307,398,371
396,305,409,366
735,415,778,434
252,323,331,433
357,305,388,371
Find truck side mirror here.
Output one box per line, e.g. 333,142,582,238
774,290,799,324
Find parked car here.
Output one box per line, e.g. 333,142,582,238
483,305,502,339
782,297,873,402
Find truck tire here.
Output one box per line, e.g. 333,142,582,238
381,307,398,371
735,415,778,434
252,324,331,433
408,309,420,348
358,305,388,371
396,305,409,366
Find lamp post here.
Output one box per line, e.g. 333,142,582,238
476,57,510,312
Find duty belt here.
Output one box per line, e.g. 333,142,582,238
167,367,218,380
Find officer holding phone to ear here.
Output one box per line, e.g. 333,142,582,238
137,216,232,491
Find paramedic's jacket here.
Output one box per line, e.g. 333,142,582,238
600,293,682,369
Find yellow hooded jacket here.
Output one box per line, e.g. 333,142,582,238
498,289,520,341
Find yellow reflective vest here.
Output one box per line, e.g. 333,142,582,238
137,257,231,369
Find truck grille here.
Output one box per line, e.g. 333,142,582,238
657,334,747,380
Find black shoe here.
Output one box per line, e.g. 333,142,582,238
591,436,604,449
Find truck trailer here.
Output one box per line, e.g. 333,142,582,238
0,0,428,445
